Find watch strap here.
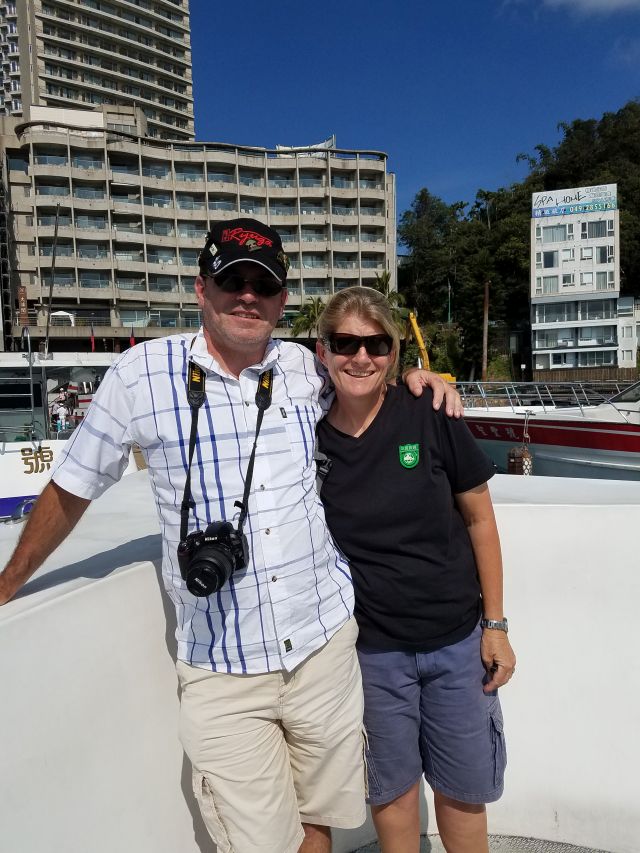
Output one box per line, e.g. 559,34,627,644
480,617,508,633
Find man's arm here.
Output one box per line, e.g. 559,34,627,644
455,483,516,693
403,368,463,417
0,481,91,605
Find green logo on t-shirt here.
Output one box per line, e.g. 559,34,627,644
399,443,420,468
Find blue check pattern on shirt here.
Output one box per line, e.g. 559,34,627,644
52,331,353,674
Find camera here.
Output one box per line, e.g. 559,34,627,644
177,520,249,597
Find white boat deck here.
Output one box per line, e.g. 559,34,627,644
1,471,639,853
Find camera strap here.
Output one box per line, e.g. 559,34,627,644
180,361,274,544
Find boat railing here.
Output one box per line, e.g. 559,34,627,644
458,380,629,413
0,423,42,442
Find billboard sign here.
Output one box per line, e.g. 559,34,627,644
531,184,617,218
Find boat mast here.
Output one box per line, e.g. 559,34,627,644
42,203,60,360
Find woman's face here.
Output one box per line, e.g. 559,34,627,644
316,314,394,403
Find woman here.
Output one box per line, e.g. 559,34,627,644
315,287,516,853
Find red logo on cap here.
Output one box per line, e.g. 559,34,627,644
221,228,273,250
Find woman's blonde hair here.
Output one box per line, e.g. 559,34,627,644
318,286,400,381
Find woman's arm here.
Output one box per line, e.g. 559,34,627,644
455,483,516,693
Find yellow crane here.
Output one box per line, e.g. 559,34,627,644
406,312,456,384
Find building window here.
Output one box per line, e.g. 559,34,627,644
577,351,616,367
542,275,559,294
562,273,574,287
581,221,607,239
580,272,593,286
580,246,593,261
543,250,558,268
542,225,566,243
561,248,574,263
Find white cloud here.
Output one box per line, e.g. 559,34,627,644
543,0,640,12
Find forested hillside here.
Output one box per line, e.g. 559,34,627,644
398,99,640,377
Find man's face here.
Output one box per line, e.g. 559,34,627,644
195,262,288,359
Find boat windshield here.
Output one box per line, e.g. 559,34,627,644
0,363,112,442
609,381,640,405
0,368,46,441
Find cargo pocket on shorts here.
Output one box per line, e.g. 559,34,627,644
361,726,370,799
193,773,233,853
363,725,383,800
489,703,507,789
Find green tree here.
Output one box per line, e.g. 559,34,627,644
398,98,640,379
398,190,465,324
371,270,407,329
292,296,325,338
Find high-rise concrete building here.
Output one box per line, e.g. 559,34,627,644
0,0,193,141
530,183,639,378
0,108,396,352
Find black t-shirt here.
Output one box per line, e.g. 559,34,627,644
317,384,495,652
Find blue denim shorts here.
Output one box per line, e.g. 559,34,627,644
357,624,506,806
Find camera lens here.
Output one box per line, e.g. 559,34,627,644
186,546,235,596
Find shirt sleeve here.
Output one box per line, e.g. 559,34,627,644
313,353,335,413
436,406,495,494
51,360,137,500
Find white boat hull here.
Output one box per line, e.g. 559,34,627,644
0,439,67,518
465,409,640,481
0,439,140,519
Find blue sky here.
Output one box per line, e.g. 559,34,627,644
190,0,640,218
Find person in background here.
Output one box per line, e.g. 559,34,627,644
56,403,68,431
315,286,516,853
0,220,463,853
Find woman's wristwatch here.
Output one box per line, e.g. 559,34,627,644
480,617,509,633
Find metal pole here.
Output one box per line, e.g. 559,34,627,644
21,326,36,440
481,279,490,382
42,202,60,359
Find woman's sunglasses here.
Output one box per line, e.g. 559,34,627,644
211,272,284,298
324,333,394,356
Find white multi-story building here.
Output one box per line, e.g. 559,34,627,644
0,107,396,352
530,183,638,375
0,0,193,141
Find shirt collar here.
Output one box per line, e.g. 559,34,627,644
189,327,281,377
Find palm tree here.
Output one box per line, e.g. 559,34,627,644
372,271,408,329
292,296,325,338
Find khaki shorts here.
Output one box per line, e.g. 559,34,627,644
177,618,366,853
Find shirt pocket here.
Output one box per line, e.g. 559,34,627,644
280,401,321,471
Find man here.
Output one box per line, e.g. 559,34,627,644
0,218,461,853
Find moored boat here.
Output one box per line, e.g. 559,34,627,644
463,380,640,480
0,350,128,519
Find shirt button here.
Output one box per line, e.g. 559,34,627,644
259,484,265,491
265,528,271,535
271,575,277,582
245,400,250,406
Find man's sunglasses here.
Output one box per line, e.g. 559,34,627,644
324,333,394,356
210,272,284,298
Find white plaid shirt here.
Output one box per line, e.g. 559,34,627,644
52,331,353,674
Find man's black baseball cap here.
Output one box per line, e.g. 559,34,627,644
198,218,290,283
